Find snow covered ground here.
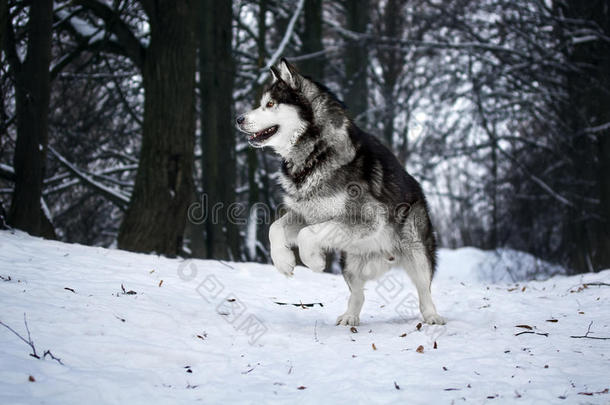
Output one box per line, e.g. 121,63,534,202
0,230,608,404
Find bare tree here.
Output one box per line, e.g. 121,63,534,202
62,0,197,256
343,0,370,127
3,1,56,238
199,0,239,259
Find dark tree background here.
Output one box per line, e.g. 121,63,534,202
1,0,608,274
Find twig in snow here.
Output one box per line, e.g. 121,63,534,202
570,321,610,340
515,331,549,337
583,282,610,287
43,350,64,365
0,313,39,359
217,260,234,270
274,301,323,307
568,282,610,293
0,313,63,364
120,283,137,295
313,320,319,343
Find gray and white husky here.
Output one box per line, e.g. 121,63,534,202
236,59,444,326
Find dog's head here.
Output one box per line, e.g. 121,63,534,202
236,59,315,156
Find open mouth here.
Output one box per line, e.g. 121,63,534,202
248,125,278,144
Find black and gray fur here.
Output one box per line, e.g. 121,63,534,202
237,58,444,326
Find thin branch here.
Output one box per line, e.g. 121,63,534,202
570,322,610,340
44,164,137,186
496,144,575,208
0,313,38,359
0,163,15,181
102,55,142,125
583,282,610,287
233,0,305,99
2,4,22,73
43,350,64,365
289,46,344,62
73,0,146,69
583,122,610,134
0,313,64,364
515,330,549,337
259,0,305,82
48,146,130,210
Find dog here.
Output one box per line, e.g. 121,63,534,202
236,58,444,326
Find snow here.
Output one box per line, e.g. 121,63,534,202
436,247,566,284
571,35,599,45
0,163,14,175
55,9,98,38
0,230,608,404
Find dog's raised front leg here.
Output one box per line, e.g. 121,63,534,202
269,211,304,277
297,220,372,273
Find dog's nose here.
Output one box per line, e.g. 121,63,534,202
236,115,245,125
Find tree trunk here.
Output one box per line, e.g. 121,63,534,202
562,0,610,272
242,0,268,262
0,0,6,64
117,0,197,256
344,0,369,127
199,0,238,260
247,0,268,214
301,0,324,79
378,0,405,150
5,0,55,239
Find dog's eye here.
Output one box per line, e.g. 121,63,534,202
266,101,275,108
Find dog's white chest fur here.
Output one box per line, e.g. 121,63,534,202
284,192,347,224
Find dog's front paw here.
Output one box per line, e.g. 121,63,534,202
336,312,360,326
423,313,446,325
297,228,325,272
271,247,295,278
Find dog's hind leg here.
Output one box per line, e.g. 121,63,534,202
401,245,445,325
336,254,366,326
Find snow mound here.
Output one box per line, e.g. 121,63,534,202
0,231,608,404
436,247,566,284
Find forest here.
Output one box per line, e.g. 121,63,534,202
1,0,609,275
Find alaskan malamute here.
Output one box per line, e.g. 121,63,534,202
237,59,444,326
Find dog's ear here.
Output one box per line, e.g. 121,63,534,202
277,58,300,88
270,66,282,83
